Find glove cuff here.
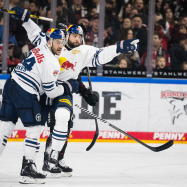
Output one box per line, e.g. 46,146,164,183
22,9,28,21
116,41,135,53
65,81,72,92
79,82,87,95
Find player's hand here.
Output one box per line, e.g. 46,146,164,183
116,39,139,53
81,88,98,106
62,79,79,94
10,7,30,22
78,81,98,106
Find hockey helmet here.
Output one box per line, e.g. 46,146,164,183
46,28,65,41
66,25,84,44
66,25,84,36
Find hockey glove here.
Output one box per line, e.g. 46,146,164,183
79,82,98,106
62,79,79,94
116,39,139,53
10,7,31,22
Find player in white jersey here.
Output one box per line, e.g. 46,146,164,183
17,7,139,177
49,25,139,176
42,25,99,177
0,7,80,184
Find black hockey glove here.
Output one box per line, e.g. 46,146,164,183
10,7,31,22
62,79,79,94
79,82,98,106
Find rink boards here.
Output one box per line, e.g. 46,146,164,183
1,75,187,144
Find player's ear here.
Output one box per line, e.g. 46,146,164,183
47,40,52,47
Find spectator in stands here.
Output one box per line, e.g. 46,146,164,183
84,0,100,13
164,8,176,27
78,17,89,31
118,28,134,41
87,6,98,20
122,18,131,29
170,24,187,47
131,15,147,57
179,16,187,28
29,1,40,16
62,0,68,9
129,8,139,19
42,0,51,13
9,0,20,9
153,56,170,70
181,60,187,70
111,0,117,13
23,0,30,9
155,0,163,14
104,0,120,43
154,13,172,50
118,3,132,22
172,0,186,21
85,15,99,46
121,17,131,29
7,43,22,66
56,0,78,26
141,33,171,69
160,0,170,13
133,0,148,25
0,14,17,45
117,56,131,69
170,34,187,70
117,28,140,68
71,0,88,22
0,0,4,9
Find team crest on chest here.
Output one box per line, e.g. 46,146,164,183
72,49,81,54
59,57,77,71
53,70,59,76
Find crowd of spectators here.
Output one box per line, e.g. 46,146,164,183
0,0,187,72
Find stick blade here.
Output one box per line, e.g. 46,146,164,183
151,140,174,152
86,131,99,151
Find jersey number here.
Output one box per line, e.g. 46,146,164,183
22,52,36,71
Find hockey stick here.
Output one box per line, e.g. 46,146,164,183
0,8,53,22
85,67,99,151
75,104,174,152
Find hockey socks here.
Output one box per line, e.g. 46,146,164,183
0,121,15,156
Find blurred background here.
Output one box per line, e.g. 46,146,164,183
0,0,187,78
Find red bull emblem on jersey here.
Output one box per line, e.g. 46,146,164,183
53,70,59,76
59,57,77,71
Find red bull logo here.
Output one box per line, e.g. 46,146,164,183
59,57,77,71
53,70,59,76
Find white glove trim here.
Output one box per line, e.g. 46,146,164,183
65,81,72,93
21,9,28,21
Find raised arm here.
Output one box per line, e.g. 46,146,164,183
83,39,139,67
10,7,47,46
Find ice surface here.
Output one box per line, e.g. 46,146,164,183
0,142,187,187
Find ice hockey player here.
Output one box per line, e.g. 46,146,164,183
47,24,139,177
12,7,139,179
0,7,79,184
42,25,99,177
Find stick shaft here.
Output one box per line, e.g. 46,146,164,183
75,104,174,152
85,67,99,151
0,8,53,22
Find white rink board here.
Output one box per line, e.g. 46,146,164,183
73,80,187,132
0,77,187,132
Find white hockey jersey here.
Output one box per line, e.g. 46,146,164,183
11,24,65,99
22,19,120,82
